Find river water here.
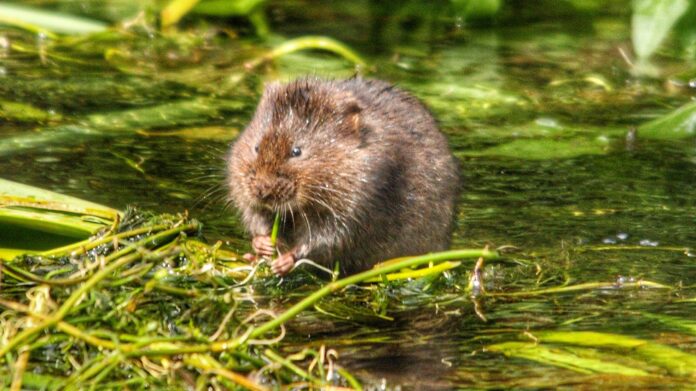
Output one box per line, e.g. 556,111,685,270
1,1,695,389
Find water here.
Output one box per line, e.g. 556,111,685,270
1,2,696,388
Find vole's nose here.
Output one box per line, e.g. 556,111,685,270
254,178,275,202
253,175,293,203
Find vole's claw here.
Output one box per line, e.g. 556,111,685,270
272,251,295,276
252,235,275,257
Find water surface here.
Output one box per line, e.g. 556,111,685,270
1,2,695,388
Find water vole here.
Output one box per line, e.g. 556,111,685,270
227,77,459,276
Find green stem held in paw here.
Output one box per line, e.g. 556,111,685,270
270,212,281,246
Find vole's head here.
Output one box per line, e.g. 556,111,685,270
227,79,366,213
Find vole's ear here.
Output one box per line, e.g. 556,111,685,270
335,94,364,138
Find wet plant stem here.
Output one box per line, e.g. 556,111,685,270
488,280,670,297
40,224,169,257
10,348,29,391
245,36,367,70
246,248,496,341
112,249,498,357
3,224,175,286
264,349,318,382
184,354,268,391
0,223,198,358
270,212,281,246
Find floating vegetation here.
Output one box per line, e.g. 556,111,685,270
0,178,119,259
639,100,696,139
0,182,499,389
0,2,107,35
490,331,696,378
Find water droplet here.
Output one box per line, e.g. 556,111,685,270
0,35,9,58
36,156,60,163
639,239,659,247
535,117,560,128
615,275,635,287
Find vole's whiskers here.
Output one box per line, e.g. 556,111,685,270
191,182,228,211
300,209,312,245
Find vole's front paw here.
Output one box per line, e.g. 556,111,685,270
252,235,275,258
272,251,295,276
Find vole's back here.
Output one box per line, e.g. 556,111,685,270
330,79,460,273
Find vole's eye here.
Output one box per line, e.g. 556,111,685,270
254,144,259,153
291,146,302,158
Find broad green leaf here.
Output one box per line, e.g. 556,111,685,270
674,3,696,58
460,137,610,160
641,312,696,336
0,100,61,123
488,342,650,376
537,331,696,376
632,0,689,59
83,98,244,131
0,178,119,257
0,99,245,157
492,331,696,377
138,126,239,141
192,0,267,16
161,0,202,27
639,100,696,139
450,0,502,19
0,2,108,35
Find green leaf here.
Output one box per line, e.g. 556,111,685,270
0,2,108,35
488,342,650,376
450,0,502,20
641,312,696,336
632,0,690,59
537,331,696,377
492,331,696,377
639,100,696,139
0,100,62,123
0,178,119,257
192,0,267,16
0,99,245,157
161,0,202,27
460,137,610,160
671,1,696,58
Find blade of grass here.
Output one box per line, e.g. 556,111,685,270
641,312,696,335
537,331,696,377
0,3,107,35
488,341,650,376
488,280,671,297
161,0,202,28
245,36,367,70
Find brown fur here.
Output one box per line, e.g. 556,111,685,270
227,77,460,275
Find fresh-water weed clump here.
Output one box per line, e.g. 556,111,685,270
0,207,496,389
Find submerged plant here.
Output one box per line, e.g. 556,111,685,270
0,180,498,388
